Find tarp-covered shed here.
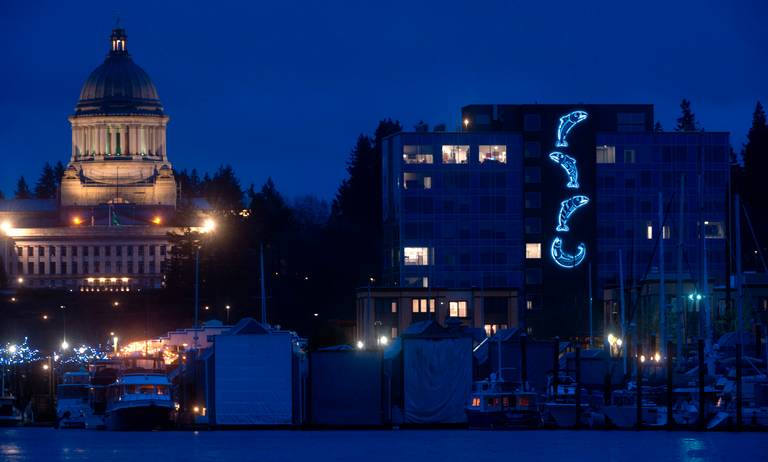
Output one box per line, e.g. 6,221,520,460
397,321,473,424
310,348,384,426
201,318,306,426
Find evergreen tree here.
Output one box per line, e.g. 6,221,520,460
433,123,447,132
189,168,202,195
330,118,402,283
414,120,429,132
14,176,31,199
741,101,768,268
0,190,4,200
53,161,65,186
654,121,663,132
34,162,58,198
203,165,243,212
675,99,699,131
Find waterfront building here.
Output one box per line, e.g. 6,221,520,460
357,104,730,341
0,28,205,291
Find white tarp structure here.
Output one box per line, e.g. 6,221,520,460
203,319,305,426
403,336,473,424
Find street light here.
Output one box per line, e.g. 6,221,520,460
194,218,216,348
61,340,69,350
356,340,364,350
225,305,231,324
201,218,216,234
0,221,11,235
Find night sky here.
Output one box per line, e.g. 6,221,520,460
1,0,765,200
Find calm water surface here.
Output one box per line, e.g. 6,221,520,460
0,428,764,461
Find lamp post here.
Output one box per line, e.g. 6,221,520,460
1,221,10,286
193,218,216,348
225,305,231,324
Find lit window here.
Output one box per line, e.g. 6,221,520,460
412,298,435,313
404,247,430,265
403,145,434,164
479,145,507,164
403,173,432,190
662,225,671,240
391,327,398,338
704,221,725,239
646,223,653,240
442,145,469,164
624,149,636,163
526,300,534,311
525,243,541,259
596,145,616,164
391,302,397,313
449,301,468,318
484,323,507,337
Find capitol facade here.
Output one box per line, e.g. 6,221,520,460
0,28,203,291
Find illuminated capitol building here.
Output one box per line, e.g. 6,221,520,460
0,28,204,291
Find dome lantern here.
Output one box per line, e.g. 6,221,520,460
110,27,128,54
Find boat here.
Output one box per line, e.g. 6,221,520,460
56,371,92,428
465,377,540,428
600,388,665,428
104,372,175,430
0,396,23,427
542,375,593,428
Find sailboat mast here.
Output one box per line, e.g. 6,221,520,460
659,191,665,356
676,175,685,368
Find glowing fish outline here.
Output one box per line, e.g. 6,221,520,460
549,151,579,188
556,110,588,148
556,195,590,232
550,237,586,268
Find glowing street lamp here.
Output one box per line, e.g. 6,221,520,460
0,221,11,235
356,340,364,350
61,340,70,351
193,218,216,348
201,218,216,234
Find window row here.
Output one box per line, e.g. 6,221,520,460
16,244,167,258
403,145,507,165
15,259,162,276
403,172,511,191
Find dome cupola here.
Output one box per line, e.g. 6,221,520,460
75,28,163,116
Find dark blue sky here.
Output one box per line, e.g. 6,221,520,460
1,0,766,200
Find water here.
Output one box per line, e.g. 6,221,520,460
1,428,765,461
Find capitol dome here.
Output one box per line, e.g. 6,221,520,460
75,28,164,116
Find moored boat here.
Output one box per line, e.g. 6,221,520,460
56,371,92,428
0,396,22,427
104,372,175,431
466,379,540,429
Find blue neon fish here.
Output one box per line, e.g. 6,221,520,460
549,151,579,188
556,195,589,232
556,110,588,148
550,237,586,268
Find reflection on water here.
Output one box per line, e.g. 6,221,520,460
0,428,763,462
680,437,707,461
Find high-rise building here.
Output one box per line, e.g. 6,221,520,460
356,104,730,343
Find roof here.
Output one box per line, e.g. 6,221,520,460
74,28,163,117
117,373,170,385
0,199,57,213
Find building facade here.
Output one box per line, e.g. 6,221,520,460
0,28,202,291
357,104,731,342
